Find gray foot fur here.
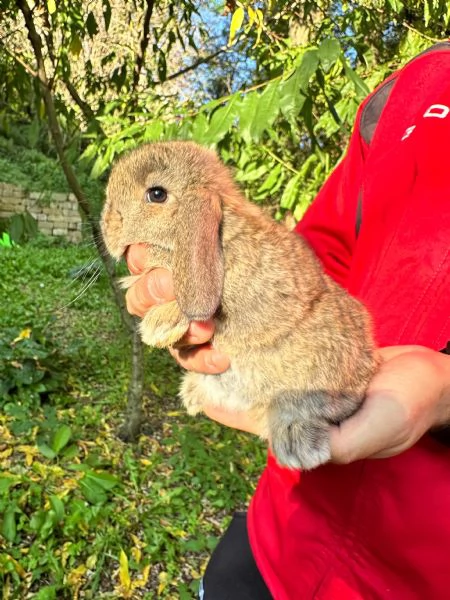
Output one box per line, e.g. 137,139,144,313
268,389,361,470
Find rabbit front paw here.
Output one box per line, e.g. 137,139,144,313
140,300,189,348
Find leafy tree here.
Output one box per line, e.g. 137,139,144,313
0,0,212,438
1,0,449,435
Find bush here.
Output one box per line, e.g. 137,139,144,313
0,325,69,406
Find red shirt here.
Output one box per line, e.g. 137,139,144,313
248,45,450,599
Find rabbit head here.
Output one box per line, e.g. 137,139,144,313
102,141,230,320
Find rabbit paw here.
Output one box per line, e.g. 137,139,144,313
268,390,341,470
140,300,189,348
268,389,362,470
270,418,331,471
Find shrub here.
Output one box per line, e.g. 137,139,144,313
0,325,69,406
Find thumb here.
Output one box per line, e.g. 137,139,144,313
329,391,405,464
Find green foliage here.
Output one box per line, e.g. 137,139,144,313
2,2,450,596
0,136,105,213
0,231,15,248
2,0,450,223
1,211,39,244
0,136,68,194
0,240,265,598
72,1,450,220
0,325,68,405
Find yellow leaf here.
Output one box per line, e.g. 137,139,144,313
0,448,12,460
150,382,161,395
17,445,38,467
47,0,56,15
131,546,142,564
228,6,245,46
130,534,143,547
17,445,38,454
2,575,11,599
157,571,168,595
5,554,27,579
60,542,72,568
12,328,32,344
0,425,13,439
86,554,97,569
70,34,82,57
67,564,87,587
133,564,151,589
119,549,131,592
60,479,80,494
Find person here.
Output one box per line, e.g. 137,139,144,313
124,43,450,599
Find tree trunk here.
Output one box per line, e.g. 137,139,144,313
18,0,145,441
119,322,145,442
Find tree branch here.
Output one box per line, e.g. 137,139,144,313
16,0,134,333
0,40,37,78
133,0,155,92
65,79,100,125
162,45,228,84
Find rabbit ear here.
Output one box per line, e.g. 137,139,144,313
173,189,224,321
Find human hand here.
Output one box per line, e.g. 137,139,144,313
329,345,450,463
204,346,450,445
125,244,230,374
125,248,450,452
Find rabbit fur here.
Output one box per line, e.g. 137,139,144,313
101,141,377,470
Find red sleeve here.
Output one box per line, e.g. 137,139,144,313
294,103,369,287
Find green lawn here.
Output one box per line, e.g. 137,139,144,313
0,237,265,599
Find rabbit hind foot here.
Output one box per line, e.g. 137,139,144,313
268,389,360,471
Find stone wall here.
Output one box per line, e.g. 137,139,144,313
0,182,83,242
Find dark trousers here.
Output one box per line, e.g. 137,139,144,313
200,512,273,599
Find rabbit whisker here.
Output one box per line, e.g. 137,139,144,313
56,266,102,311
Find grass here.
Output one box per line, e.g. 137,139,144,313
0,237,266,599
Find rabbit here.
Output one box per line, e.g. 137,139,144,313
101,141,378,470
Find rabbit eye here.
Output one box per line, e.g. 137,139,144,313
145,187,167,204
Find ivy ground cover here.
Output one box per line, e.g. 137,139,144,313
0,237,265,599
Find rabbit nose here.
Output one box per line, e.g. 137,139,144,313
101,207,127,259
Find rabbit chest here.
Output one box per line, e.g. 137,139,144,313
180,358,277,433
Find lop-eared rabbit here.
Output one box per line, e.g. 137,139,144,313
101,141,377,469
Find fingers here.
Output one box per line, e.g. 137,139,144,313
178,320,216,346
125,244,229,375
328,392,407,464
202,404,261,435
376,344,433,362
125,269,175,317
329,347,444,464
169,343,230,374
126,244,149,274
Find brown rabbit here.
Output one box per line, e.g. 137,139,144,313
101,141,377,470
